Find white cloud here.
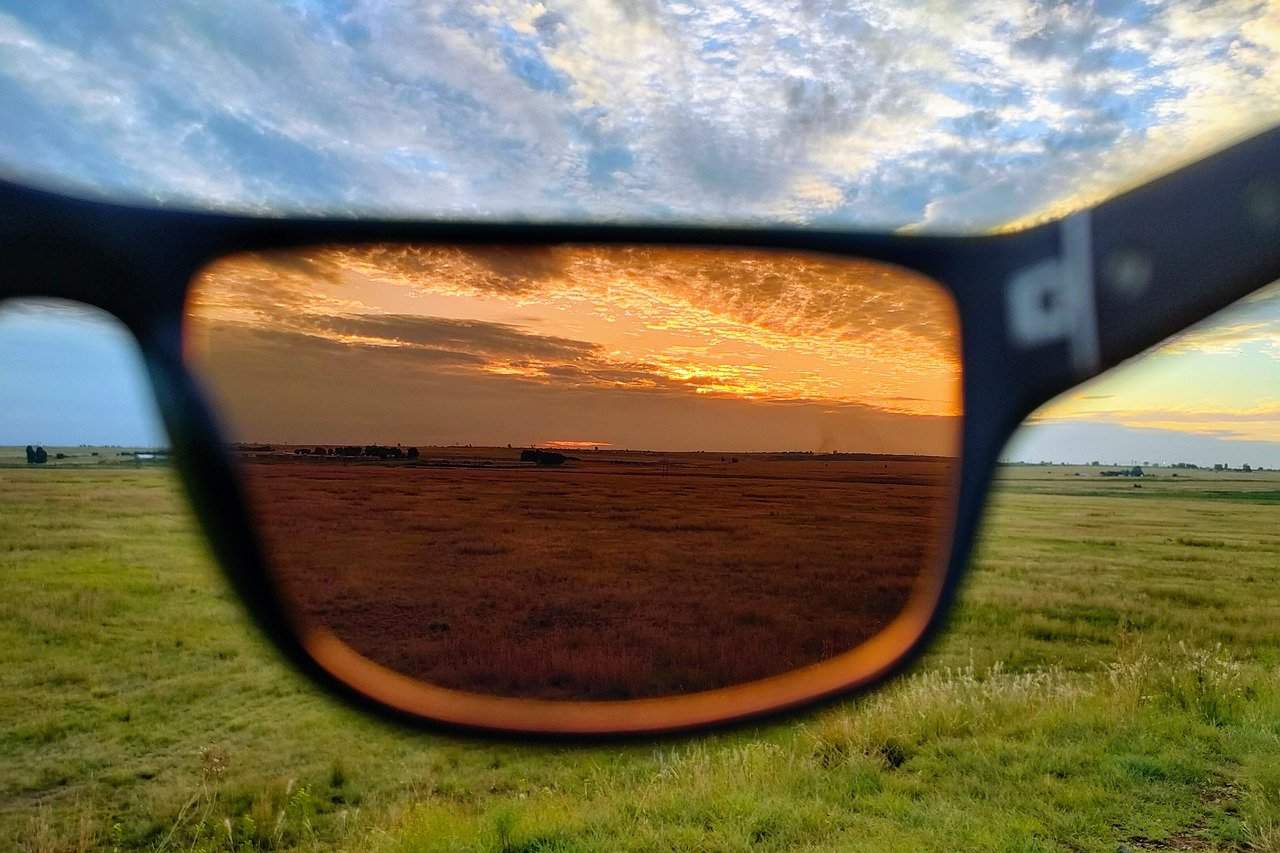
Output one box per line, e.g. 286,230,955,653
0,1,1278,229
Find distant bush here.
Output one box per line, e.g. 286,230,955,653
520,449,567,466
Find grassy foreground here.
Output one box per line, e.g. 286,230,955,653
1,465,1278,852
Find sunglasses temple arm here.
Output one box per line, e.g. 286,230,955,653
1086,124,1280,369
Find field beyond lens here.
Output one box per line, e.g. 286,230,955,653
241,447,952,699
1,461,1278,851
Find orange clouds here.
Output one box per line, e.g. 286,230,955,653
185,243,962,453
191,244,959,408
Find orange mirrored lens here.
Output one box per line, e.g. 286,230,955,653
184,244,962,703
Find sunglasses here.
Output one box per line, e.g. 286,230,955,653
4,125,1277,737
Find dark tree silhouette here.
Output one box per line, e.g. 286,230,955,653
520,449,567,466
25,445,35,464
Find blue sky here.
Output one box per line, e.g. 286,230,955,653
0,302,165,447
0,1,1277,462
2,1,1278,227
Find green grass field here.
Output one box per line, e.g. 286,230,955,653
2,464,1278,852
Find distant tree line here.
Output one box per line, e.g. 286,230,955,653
291,445,420,460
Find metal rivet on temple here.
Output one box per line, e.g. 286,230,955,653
1245,179,1280,231
1102,249,1153,299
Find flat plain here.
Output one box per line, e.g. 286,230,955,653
1,460,1278,851
241,448,952,699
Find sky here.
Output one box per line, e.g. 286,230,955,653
0,1,1277,462
184,245,961,453
1005,281,1280,467
0,302,166,448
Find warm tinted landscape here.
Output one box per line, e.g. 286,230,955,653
240,446,954,699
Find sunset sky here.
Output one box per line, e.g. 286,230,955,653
0,2,1277,463
185,246,962,454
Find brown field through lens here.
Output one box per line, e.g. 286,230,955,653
184,245,962,702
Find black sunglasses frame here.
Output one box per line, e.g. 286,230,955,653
2,125,1278,739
